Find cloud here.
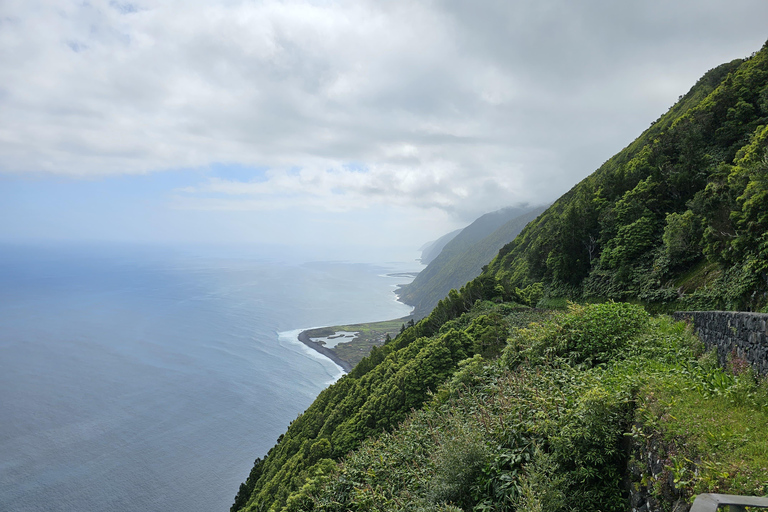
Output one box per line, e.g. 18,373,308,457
1,0,767,223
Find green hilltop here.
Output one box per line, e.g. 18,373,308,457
231,41,768,512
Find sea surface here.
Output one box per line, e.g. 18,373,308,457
0,243,416,512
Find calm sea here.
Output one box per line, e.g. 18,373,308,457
0,243,416,511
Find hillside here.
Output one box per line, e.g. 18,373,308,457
398,206,545,319
485,43,768,312
231,41,768,512
419,229,462,265
274,304,768,512
234,300,768,512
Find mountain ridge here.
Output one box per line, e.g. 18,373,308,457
484,44,768,311
398,205,546,319
418,229,462,265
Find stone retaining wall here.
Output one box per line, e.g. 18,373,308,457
626,431,690,512
627,310,768,511
672,311,768,376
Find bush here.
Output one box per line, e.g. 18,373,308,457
512,446,567,512
536,296,568,310
428,434,490,510
560,302,650,364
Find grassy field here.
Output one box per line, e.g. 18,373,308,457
304,318,410,368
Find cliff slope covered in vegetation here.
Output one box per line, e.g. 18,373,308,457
399,206,544,319
486,43,768,312
419,229,462,265
277,303,768,512
232,41,768,512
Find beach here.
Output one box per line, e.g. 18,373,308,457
297,329,353,373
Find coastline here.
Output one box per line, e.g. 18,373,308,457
297,330,353,373
294,267,419,374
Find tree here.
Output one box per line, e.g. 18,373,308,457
662,210,703,263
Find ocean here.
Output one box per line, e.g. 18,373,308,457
0,243,416,511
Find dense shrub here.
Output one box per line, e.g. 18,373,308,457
559,302,650,364
297,306,767,512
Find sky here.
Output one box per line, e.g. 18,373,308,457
1,0,767,261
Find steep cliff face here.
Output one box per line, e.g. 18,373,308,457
399,206,545,319
485,42,768,312
231,41,768,512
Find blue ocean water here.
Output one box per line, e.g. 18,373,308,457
0,243,415,512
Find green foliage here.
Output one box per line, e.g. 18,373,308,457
635,366,768,499
427,430,490,510
535,296,568,309
663,210,703,263
235,297,768,512
282,459,335,512
512,446,567,512
308,439,332,463
232,41,768,512
500,302,649,368
559,302,650,364
231,457,264,512
465,314,510,357
302,305,767,512
483,42,768,310
511,282,544,307
231,302,548,512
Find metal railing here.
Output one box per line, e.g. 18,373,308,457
691,493,768,512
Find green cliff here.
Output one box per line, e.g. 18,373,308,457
231,41,768,512
486,43,768,311
398,206,546,319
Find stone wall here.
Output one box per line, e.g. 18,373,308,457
627,310,768,512
672,311,768,376
626,431,691,512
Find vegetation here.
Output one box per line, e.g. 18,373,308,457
420,229,463,265
235,303,768,512
485,42,768,312
233,297,549,512
634,360,768,500
232,41,768,512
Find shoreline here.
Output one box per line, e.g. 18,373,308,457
297,330,353,373
295,269,418,374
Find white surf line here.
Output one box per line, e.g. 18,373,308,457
277,328,345,386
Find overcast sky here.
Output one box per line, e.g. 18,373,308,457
1,0,767,261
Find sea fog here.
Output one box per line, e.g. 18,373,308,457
0,243,416,511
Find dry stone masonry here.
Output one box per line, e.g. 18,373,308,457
672,311,768,376
627,311,768,512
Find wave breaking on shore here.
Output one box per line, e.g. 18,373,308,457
277,329,348,384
